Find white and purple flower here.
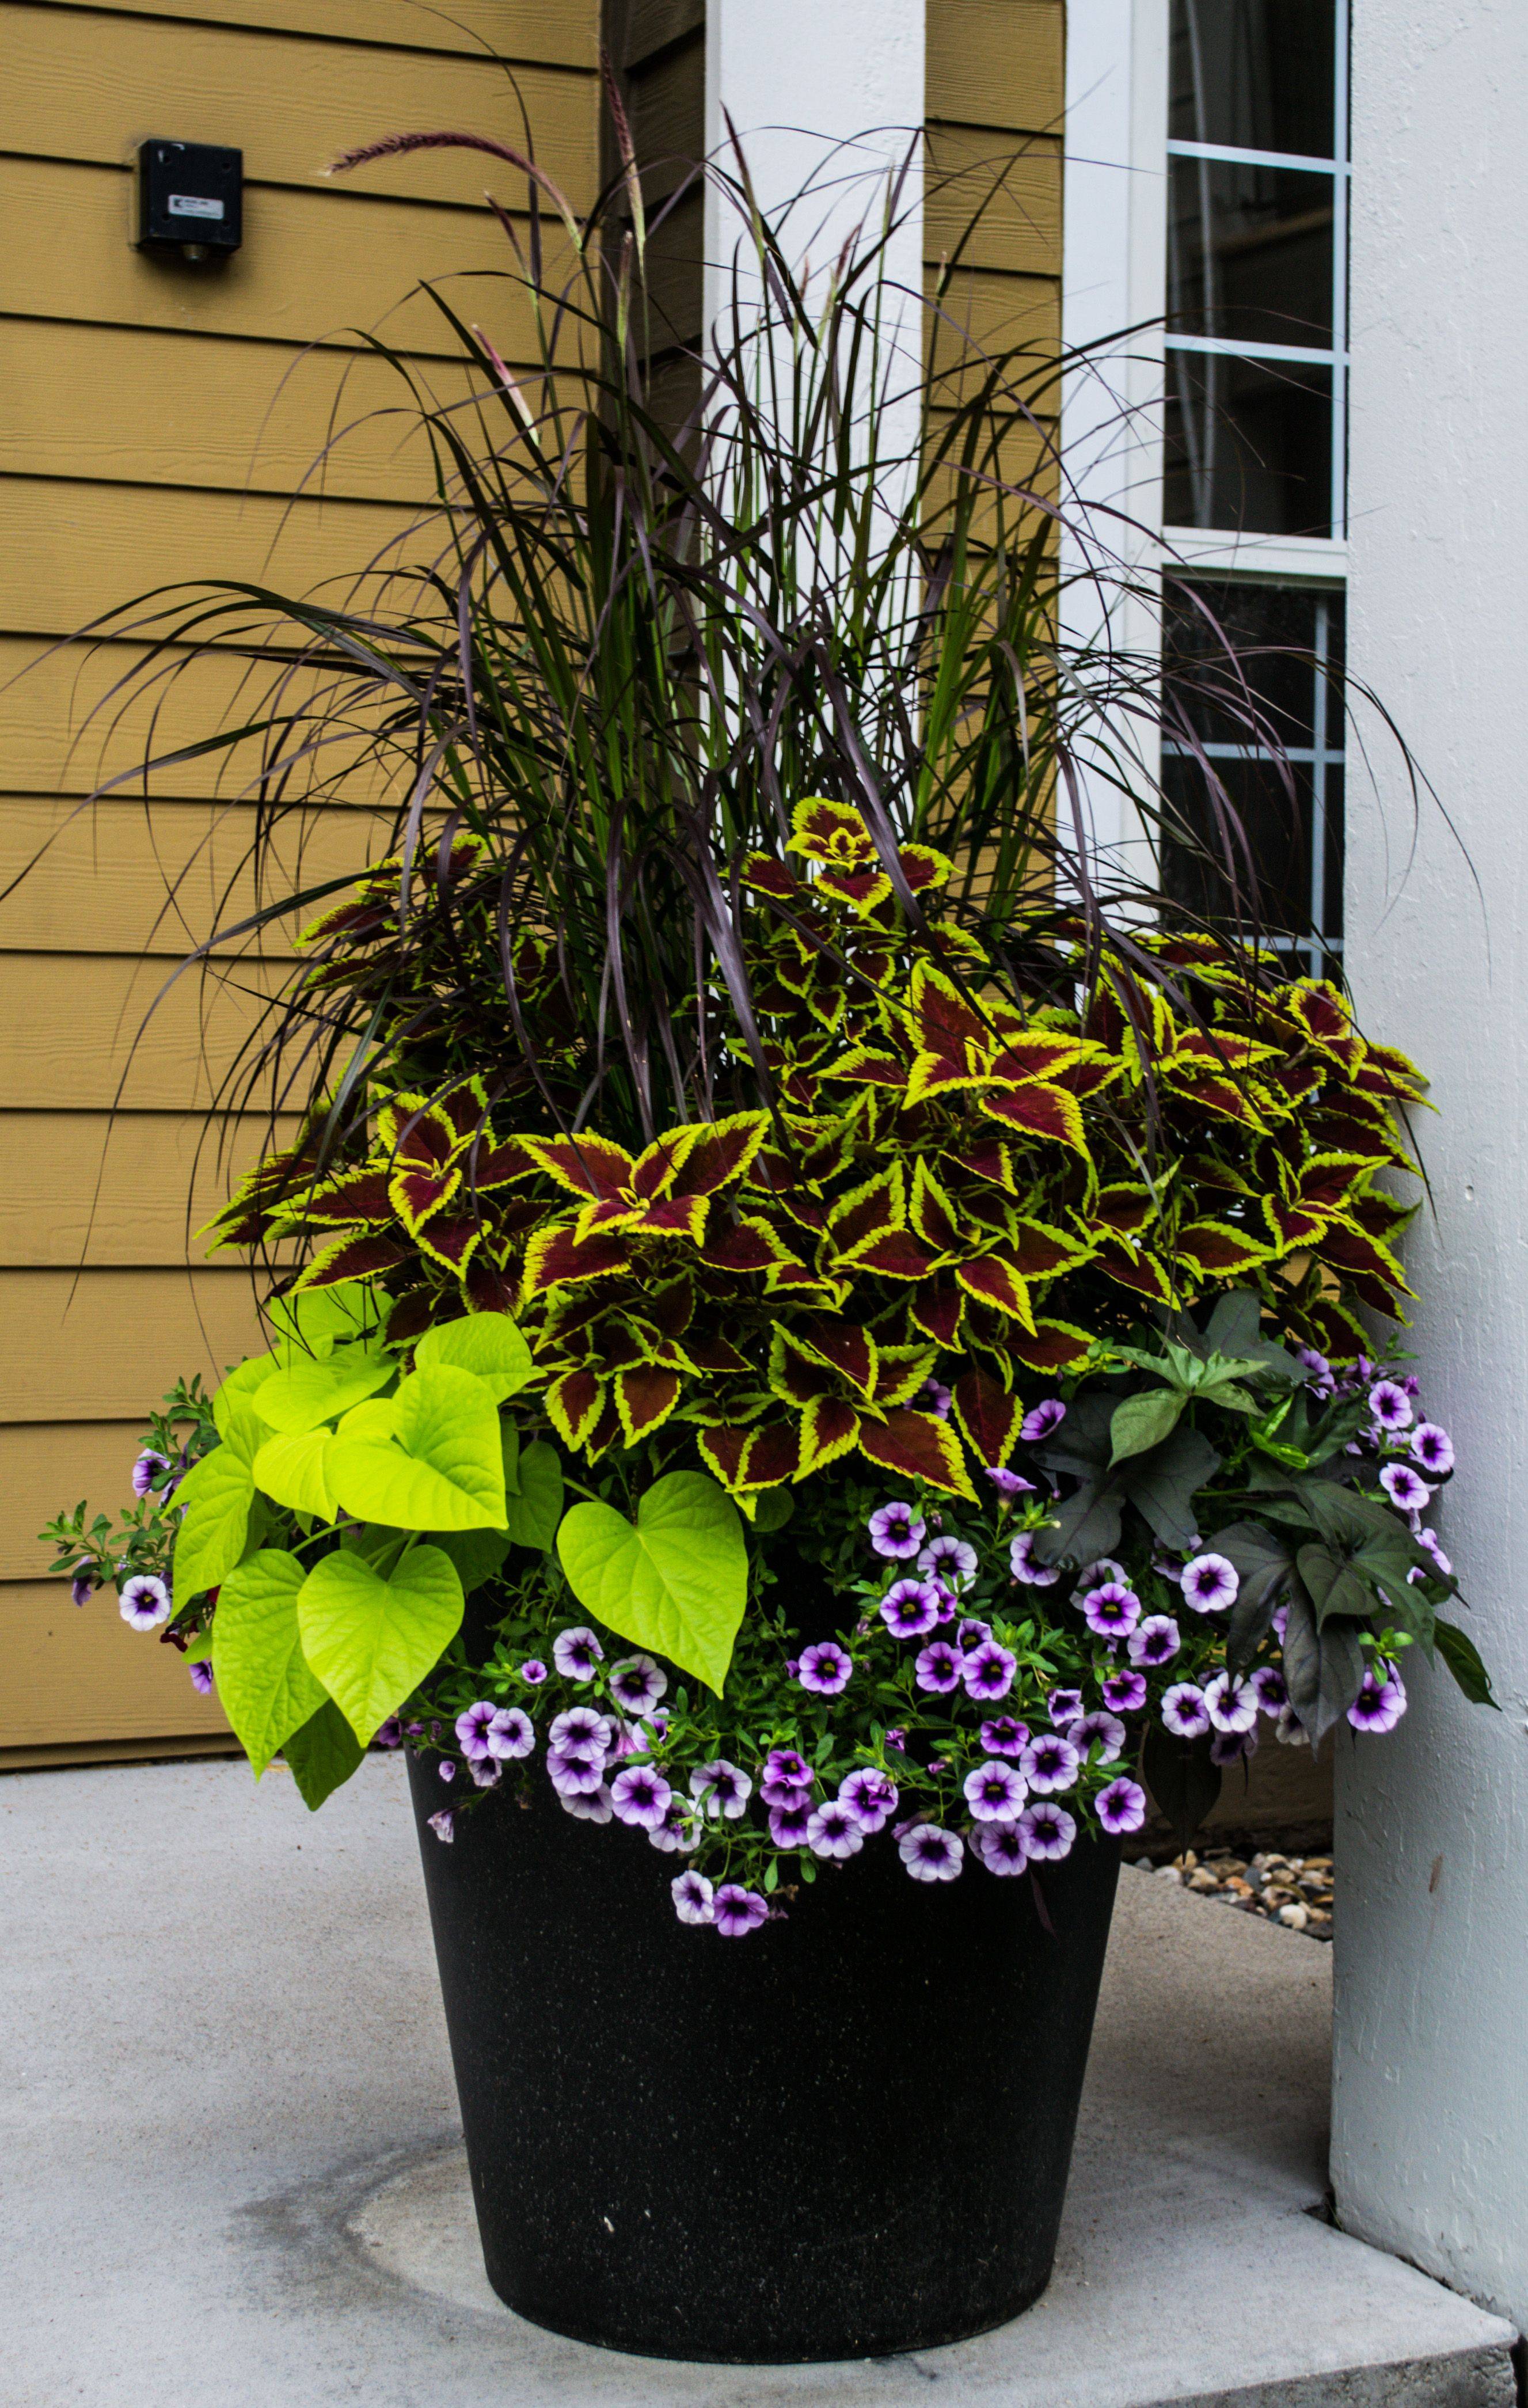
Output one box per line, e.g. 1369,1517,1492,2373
760,1746,812,1805
1069,1710,1126,1764
970,1820,1030,1875
1411,1423,1454,1476
1416,1526,1453,1578
131,1449,169,1500
868,1501,927,1560
798,1640,853,1696
1046,1686,1085,1727
549,1706,611,1765
119,1574,171,1631
1095,1776,1148,1836
919,1533,978,1590
1160,1681,1211,1738
1081,1581,1142,1640
1249,1666,1288,1716
547,1750,606,1797
1009,1530,1061,1587
1380,1462,1432,1516
671,1870,714,1924
979,1715,1030,1758
985,1465,1036,1499
962,1639,1017,1700
963,1759,1029,1821
608,1654,667,1716
610,1764,673,1830
1368,1379,1413,1431
807,1801,865,1859
1020,1399,1067,1445
1210,1727,1259,1768
1202,1670,1258,1735
1180,1554,1239,1614
188,1661,214,1696
1128,1614,1181,1668
1348,1663,1408,1733
552,1625,605,1681
691,1758,753,1819
914,1639,963,1695
767,1795,814,1849
1101,1669,1148,1714
921,1379,955,1421
1019,1801,1076,1862
713,1883,769,1936
1020,1732,1080,1794
519,1658,549,1687
898,1823,964,1883
648,1797,701,1854
70,1563,94,1608
839,1767,899,1832
558,1782,614,1822
880,1578,942,1639
457,1701,536,1763
427,1809,455,1843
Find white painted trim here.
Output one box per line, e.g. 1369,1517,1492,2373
1161,530,1350,585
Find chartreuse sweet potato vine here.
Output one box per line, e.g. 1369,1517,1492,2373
35,138,1493,1909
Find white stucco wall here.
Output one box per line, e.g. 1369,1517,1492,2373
1332,0,1528,2329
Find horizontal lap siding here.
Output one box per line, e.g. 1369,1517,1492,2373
0,0,599,1757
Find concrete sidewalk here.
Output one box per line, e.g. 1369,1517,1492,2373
0,1755,1514,2408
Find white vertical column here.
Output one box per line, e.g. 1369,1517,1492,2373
1059,0,1168,892
1333,0,1528,2331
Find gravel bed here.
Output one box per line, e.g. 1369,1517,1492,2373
1132,1845,1333,1940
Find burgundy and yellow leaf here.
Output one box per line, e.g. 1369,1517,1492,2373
522,1225,632,1299
818,865,891,916
673,1111,771,1197
471,1137,539,1188
698,1216,801,1275
909,1276,963,1346
788,796,876,866
824,1164,906,1265
301,1169,394,1227
1094,1242,1174,1303
297,1230,412,1291
895,842,953,894
798,1395,863,1473
910,1159,961,1255
954,1252,1037,1331
858,1408,975,1501
1008,1217,1088,1278
465,1256,518,1315
947,1137,1013,1190
851,1231,937,1281
614,1366,682,1445
987,1032,1091,1085
800,1321,878,1397
416,1216,483,1275
546,1368,605,1450
980,1083,1088,1154
520,1134,634,1202
1007,1319,1094,1373
953,1367,1021,1469
1093,1183,1154,1236
681,1330,751,1376
1316,1224,1416,1300
1173,1220,1272,1277
823,1045,908,1088
741,853,800,901
740,1421,805,1490
871,1344,940,1409
769,1329,837,1407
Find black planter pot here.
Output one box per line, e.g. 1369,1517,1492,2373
408,1756,1120,2364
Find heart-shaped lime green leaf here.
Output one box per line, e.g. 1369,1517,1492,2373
212,1353,276,1433
254,1339,394,1436
252,1427,337,1520
298,1541,465,1743
281,1696,366,1809
325,1365,507,1531
415,1311,533,1404
502,1439,564,1551
556,1471,746,1695
172,1403,263,1600
268,1283,384,1361
212,1548,329,1776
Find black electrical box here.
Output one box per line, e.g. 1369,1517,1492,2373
137,140,243,256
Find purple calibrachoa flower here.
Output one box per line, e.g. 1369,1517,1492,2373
1081,1581,1142,1640
70,1564,94,1608
956,1617,993,1651
768,1795,814,1848
713,1884,769,1936
981,1715,1031,1757
485,1710,534,1760
558,1783,614,1823
467,1757,501,1789
608,1655,667,1716
1101,1669,1148,1714
1275,1705,1309,1748
188,1661,214,1696
438,1760,457,1784
807,1801,865,1859
1160,1681,1211,1738
839,1768,899,1832
1069,1710,1126,1764
898,1824,964,1883
1096,1776,1148,1835
922,1379,955,1421
1369,1379,1413,1431
691,1758,753,1818
881,1578,942,1638
919,1533,978,1590
1202,1671,1258,1735
119,1574,171,1630
799,1641,853,1696
548,1750,606,1796
962,1640,1017,1701
519,1659,549,1687
1250,1666,1288,1715
1297,1345,1333,1392
610,1764,673,1829
963,1759,1029,1821
374,1718,402,1748
1019,1801,1075,1861
1180,1554,1239,1614
455,1702,500,1760
671,1871,714,1925
427,1809,455,1843
648,1797,701,1854
1348,1663,1408,1733
1009,1530,1060,1587
1416,1526,1453,1577
1380,1461,1432,1515
552,1625,605,1681
1020,1733,1080,1794
1020,1399,1066,1444
761,1746,813,1804
1077,1557,1128,1590
549,1707,611,1764
1411,1423,1455,1476
1271,1602,1291,1643
1131,1618,1188,1676
1210,1728,1259,1767
1047,1687,1085,1728
131,1450,169,1499
970,1820,1031,1875
914,1639,963,1695
985,1465,1035,1499
869,1501,926,1560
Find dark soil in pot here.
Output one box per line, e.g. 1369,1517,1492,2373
408,1756,1120,2363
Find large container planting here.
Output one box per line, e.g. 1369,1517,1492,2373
408,1756,1120,2364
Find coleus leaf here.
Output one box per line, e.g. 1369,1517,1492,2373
952,1367,1021,1468
556,1471,747,1695
859,1407,975,1501
980,1083,1088,1153
954,1252,1036,1330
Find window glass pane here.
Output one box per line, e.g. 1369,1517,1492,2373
1169,0,1337,159
1161,751,1316,937
1164,352,1332,535
1163,579,1324,746
1168,157,1334,347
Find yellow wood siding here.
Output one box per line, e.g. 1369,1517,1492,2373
0,0,600,1760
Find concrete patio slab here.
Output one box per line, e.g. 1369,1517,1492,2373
0,1756,1514,2408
